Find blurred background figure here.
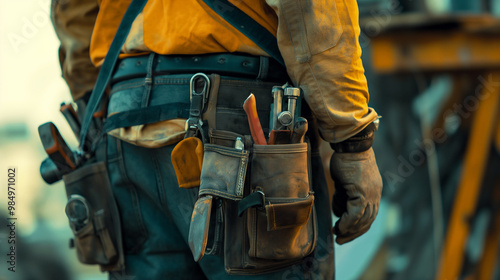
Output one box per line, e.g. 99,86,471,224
0,0,499,279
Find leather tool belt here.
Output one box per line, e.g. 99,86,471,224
99,52,317,275
176,73,318,275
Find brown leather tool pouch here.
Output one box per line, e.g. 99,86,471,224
63,161,124,271
228,142,316,274
188,131,317,275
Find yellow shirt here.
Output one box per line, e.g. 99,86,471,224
90,0,277,66
88,0,378,144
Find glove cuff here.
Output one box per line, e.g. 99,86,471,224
330,121,378,153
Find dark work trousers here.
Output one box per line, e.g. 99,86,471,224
105,73,335,279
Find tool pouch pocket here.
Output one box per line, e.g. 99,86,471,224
245,143,316,260
188,132,317,274
199,144,249,200
63,162,124,271
188,142,250,262
247,195,315,259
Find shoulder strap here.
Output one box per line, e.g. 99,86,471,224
79,0,148,151
201,0,285,66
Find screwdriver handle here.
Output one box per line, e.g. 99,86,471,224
60,103,81,138
38,122,76,171
243,94,267,145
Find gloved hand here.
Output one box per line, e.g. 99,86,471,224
330,147,382,244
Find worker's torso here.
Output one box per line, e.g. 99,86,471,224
90,0,278,66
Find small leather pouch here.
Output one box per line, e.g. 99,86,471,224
187,129,317,275
188,141,249,261
198,144,249,199
63,161,124,271
235,143,316,271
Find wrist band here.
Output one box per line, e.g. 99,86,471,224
330,121,378,153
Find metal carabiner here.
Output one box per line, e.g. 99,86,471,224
185,73,211,138
189,73,211,109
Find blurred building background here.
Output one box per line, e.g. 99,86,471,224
0,0,499,279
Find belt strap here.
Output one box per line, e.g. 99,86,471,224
112,54,287,84
80,0,147,152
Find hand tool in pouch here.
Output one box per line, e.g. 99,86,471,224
60,103,81,138
243,94,267,145
291,117,308,144
38,122,79,177
284,87,301,128
268,85,305,144
60,102,94,152
271,86,283,130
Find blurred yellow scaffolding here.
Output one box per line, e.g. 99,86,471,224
370,14,500,280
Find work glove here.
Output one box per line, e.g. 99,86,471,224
329,123,383,244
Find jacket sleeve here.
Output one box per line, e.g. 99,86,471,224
51,0,100,101
264,0,378,143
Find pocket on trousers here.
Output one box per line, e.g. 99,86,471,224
106,137,148,254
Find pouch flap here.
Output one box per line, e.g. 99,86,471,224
266,195,314,231
200,144,249,200
188,195,213,262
